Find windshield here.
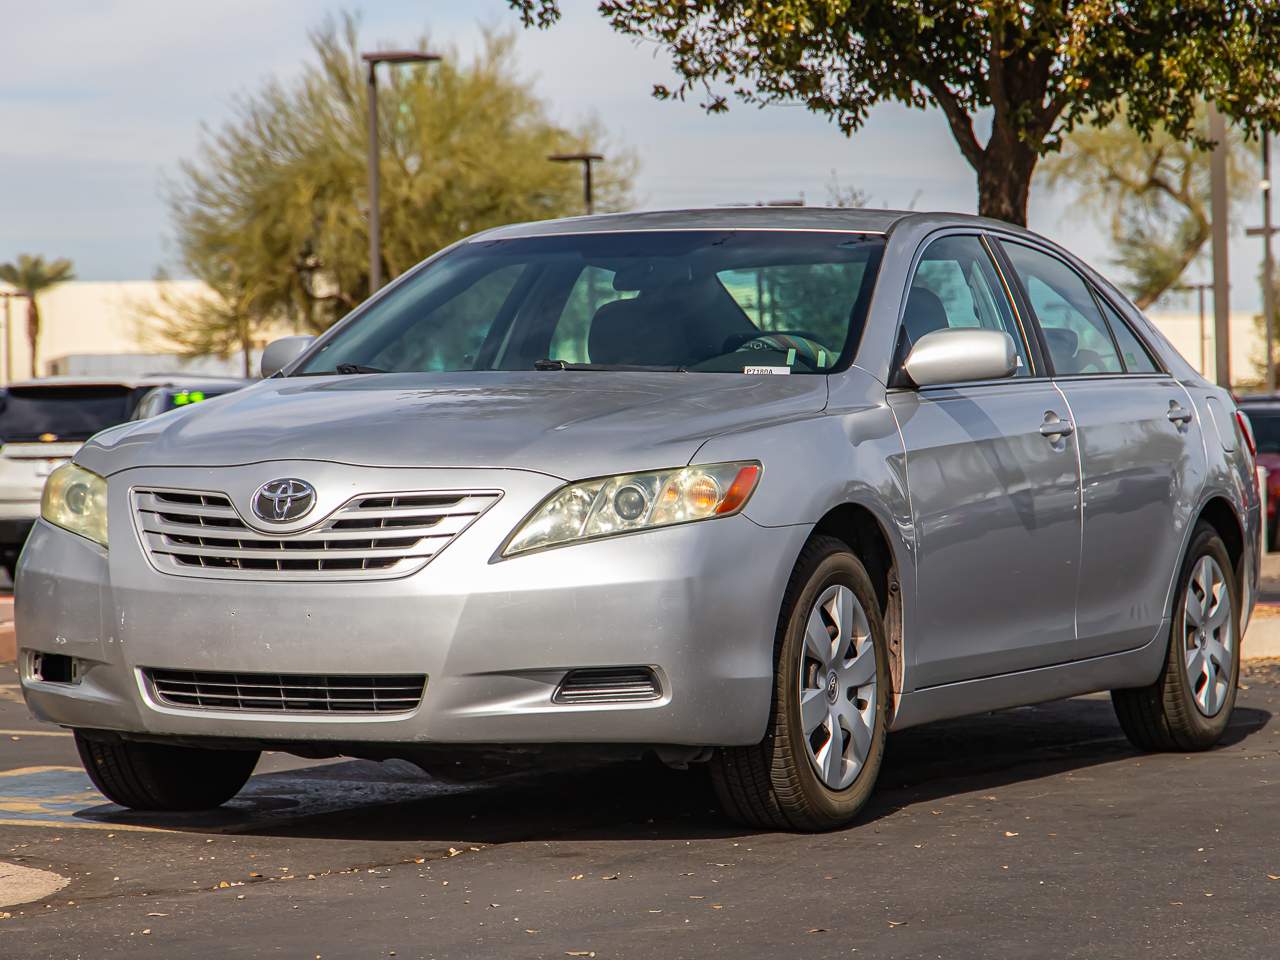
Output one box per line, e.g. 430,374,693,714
295,230,885,376
0,385,140,443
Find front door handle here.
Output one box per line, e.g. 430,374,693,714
1167,402,1194,425
1040,412,1074,438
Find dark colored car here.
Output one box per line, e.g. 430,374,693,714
1236,396,1276,548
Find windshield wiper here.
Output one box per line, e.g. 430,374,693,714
334,363,388,375
533,359,687,372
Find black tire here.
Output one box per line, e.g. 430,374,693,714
1111,522,1241,752
710,535,890,831
75,732,259,811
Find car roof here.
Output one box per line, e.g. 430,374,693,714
470,206,1032,242
4,375,251,391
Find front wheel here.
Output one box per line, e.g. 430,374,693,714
710,535,889,831
1111,522,1240,752
76,732,260,811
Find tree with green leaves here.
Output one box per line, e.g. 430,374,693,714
0,254,75,377
1039,105,1255,308
152,14,635,363
510,1,1280,225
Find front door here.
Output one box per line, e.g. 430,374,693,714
889,234,1083,688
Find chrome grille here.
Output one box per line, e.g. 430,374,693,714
146,668,426,714
132,487,500,581
553,667,662,704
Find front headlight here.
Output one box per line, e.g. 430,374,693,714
41,462,108,547
503,461,761,557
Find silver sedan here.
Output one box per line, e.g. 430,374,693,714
17,208,1260,831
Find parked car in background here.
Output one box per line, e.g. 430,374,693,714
17,208,1260,831
130,379,252,420
1235,395,1275,549
0,375,250,577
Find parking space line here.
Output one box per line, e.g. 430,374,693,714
0,729,72,738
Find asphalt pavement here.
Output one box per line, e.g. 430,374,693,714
2,652,1280,959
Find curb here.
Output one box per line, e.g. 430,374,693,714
1245,602,1280,659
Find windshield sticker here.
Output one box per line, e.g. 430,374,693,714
743,366,791,375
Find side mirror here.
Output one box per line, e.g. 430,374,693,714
260,336,316,378
903,328,1017,388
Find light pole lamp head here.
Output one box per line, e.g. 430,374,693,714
361,51,442,66
547,152,604,164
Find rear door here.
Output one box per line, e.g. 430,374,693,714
997,239,1207,656
888,234,1084,687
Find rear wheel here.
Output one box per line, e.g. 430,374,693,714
1111,522,1240,752
710,536,889,831
75,732,259,811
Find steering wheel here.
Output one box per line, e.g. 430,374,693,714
723,331,829,369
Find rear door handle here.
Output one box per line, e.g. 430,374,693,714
1040,413,1074,438
1167,402,1193,425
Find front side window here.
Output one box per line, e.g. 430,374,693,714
1000,241,1123,376
296,231,886,376
901,234,1031,376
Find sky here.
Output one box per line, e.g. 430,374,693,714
0,0,1267,311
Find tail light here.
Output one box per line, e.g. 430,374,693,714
1236,409,1257,459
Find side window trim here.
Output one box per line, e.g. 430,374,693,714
1088,284,1168,376
890,229,1042,387
981,234,1048,379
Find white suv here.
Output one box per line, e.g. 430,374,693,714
0,376,247,577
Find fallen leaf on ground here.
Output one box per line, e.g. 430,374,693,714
565,952,596,958
888,920,906,927
1004,832,1019,838
807,928,827,934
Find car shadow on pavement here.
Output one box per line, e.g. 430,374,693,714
71,696,1271,843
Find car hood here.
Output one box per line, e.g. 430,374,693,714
78,371,829,480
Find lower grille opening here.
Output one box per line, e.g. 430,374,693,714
553,667,662,705
146,669,426,714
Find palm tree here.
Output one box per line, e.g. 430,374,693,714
0,254,76,377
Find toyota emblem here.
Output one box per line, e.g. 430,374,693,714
252,478,316,523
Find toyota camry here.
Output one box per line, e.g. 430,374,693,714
16,208,1260,831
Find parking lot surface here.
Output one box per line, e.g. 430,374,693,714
1,653,1279,959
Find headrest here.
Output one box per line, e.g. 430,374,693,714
903,286,951,343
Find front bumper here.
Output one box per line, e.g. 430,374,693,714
17,463,807,748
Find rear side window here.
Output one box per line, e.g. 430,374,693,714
1097,295,1160,373
1000,241,1123,376
903,235,1032,376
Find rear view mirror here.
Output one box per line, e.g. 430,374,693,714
260,336,316,378
903,328,1017,388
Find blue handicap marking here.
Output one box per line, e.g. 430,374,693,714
0,766,104,825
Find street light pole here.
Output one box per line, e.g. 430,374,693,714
362,50,441,296
1250,131,1277,393
1209,105,1234,388
548,152,604,215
